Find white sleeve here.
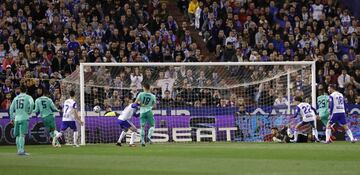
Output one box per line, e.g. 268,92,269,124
138,74,143,82
130,74,135,82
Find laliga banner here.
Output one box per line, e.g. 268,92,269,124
0,105,359,145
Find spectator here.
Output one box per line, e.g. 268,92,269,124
1,92,12,110
0,0,359,112
188,0,199,26
161,90,174,107
337,69,352,93
274,93,289,107
157,73,175,98
130,67,143,89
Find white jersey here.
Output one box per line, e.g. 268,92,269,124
311,4,323,21
295,102,316,122
118,104,137,121
329,91,346,114
62,99,77,121
157,78,175,98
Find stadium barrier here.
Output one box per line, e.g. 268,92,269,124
0,105,359,145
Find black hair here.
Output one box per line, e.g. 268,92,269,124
142,82,150,90
19,85,27,93
329,84,337,90
294,96,303,102
69,90,76,97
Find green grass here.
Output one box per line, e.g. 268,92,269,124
0,142,360,175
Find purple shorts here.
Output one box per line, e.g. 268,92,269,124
297,121,315,128
329,113,347,125
118,120,131,129
61,121,77,131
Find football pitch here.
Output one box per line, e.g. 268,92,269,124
0,142,359,175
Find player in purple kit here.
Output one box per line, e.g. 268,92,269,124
325,85,357,143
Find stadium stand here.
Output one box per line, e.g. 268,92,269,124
0,0,359,110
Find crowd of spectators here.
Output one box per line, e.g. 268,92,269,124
178,0,360,106
1,0,360,112
0,0,205,110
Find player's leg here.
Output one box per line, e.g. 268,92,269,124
116,120,129,146
291,121,303,142
128,122,137,146
147,111,155,144
43,116,59,147
310,120,320,142
69,121,79,147
55,121,69,141
17,120,29,155
14,120,21,154
338,115,356,143
342,125,356,143
128,127,137,146
325,115,336,143
139,113,147,146
320,112,329,126
116,129,127,146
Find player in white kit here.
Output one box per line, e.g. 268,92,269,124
325,85,356,143
55,90,83,147
290,96,320,143
116,103,140,147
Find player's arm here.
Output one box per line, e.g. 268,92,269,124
50,100,60,112
273,137,282,143
293,106,300,118
134,93,141,105
28,96,35,115
311,106,320,120
9,98,16,122
311,106,317,115
316,97,319,111
329,96,334,117
344,100,348,114
152,95,157,109
73,109,83,125
32,99,39,114
72,103,83,125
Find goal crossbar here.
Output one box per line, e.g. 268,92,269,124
80,61,316,67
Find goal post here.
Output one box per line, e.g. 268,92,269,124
74,61,316,145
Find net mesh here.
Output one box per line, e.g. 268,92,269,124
61,63,314,144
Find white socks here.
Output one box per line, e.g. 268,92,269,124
130,132,136,145
325,128,331,142
118,131,126,143
148,127,155,140
118,131,136,145
73,131,78,145
346,129,354,141
293,130,298,142
55,131,62,139
312,128,319,141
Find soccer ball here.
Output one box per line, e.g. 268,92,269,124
93,105,101,113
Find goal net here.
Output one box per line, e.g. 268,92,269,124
61,62,316,145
